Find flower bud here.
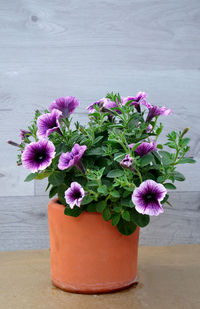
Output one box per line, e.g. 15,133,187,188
8,140,21,147
181,127,189,138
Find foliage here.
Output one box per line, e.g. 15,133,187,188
13,93,195,235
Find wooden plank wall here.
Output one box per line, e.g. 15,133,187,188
0,0,199,250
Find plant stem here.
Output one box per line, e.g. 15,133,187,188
135,168,142,183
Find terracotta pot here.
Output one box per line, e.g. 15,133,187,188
48,198,140,294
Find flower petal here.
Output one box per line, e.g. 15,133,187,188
37,109,62,139
65,182,85,209
49,96,79,117
21,140,55,173
132,180,167,217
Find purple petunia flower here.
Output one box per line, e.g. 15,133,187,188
20,129,31,141
122,92,149,112
37,109,62,139
87,98,105,114
21,139,55,172
103,98,122,114
58,144,87,172
146,105,172,122
132,180,167,216
65,182,85,208
87,97,123,114
129,140,156,157
103,98,119,109
58,152,74,170
49,96,79,118
71,144,87,164
120,154,133,168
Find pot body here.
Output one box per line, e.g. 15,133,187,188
48,198,140,293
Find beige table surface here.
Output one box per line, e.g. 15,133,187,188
0,245,200,309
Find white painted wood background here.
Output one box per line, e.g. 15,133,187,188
0,0,199,250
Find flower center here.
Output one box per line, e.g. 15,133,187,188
35,151,47,163
73,190,82,199
49,119,57,129
144,193,156,203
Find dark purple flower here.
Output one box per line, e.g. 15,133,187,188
58,144,87,172
130,140,156,157
20,130,31,140
49,96,79,118
21,140,55,172
132,180,167,216
87,99,104,114
120,154,133,168
103,98,119,109
103,98,122,114
58,152,74,170
71,144,87,164
146,105,172,122
122,92,149,112
37,109,62,139
65,182,85,208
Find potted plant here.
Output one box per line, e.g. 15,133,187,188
9,92,195,293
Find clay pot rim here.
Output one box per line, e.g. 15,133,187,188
48,198,102,216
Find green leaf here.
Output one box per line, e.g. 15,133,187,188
117,219,137,236
113,206,121,213
129,208,150,227
152,151,162,164
64,206,82,217
24,173,37,182
94,136,104,144
45,182,51,192
97,185,108,195
122,210,131,222
87,147,104,156
181,138,190,147
89,112,100,118
110,190,120,198
163,183,176,190
167,131,177,141
173,171,185,181
48,172,65,186
156,144,163,149
156,123,163,135
159,151,172,165
96,201,107,213
114,153,125,162
81,195,94,205
111,213,121,226
121,198,133,207
102,208,111,221
165,142,176,149
107,169,124,178
87,181,98,187
102,179,112,188
157,176,165,183
49,186,58,198
35,171,50,180
57,184,67,205
140,153,154,167
86,204,96,212
161,193,169,204
177,158,196,164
